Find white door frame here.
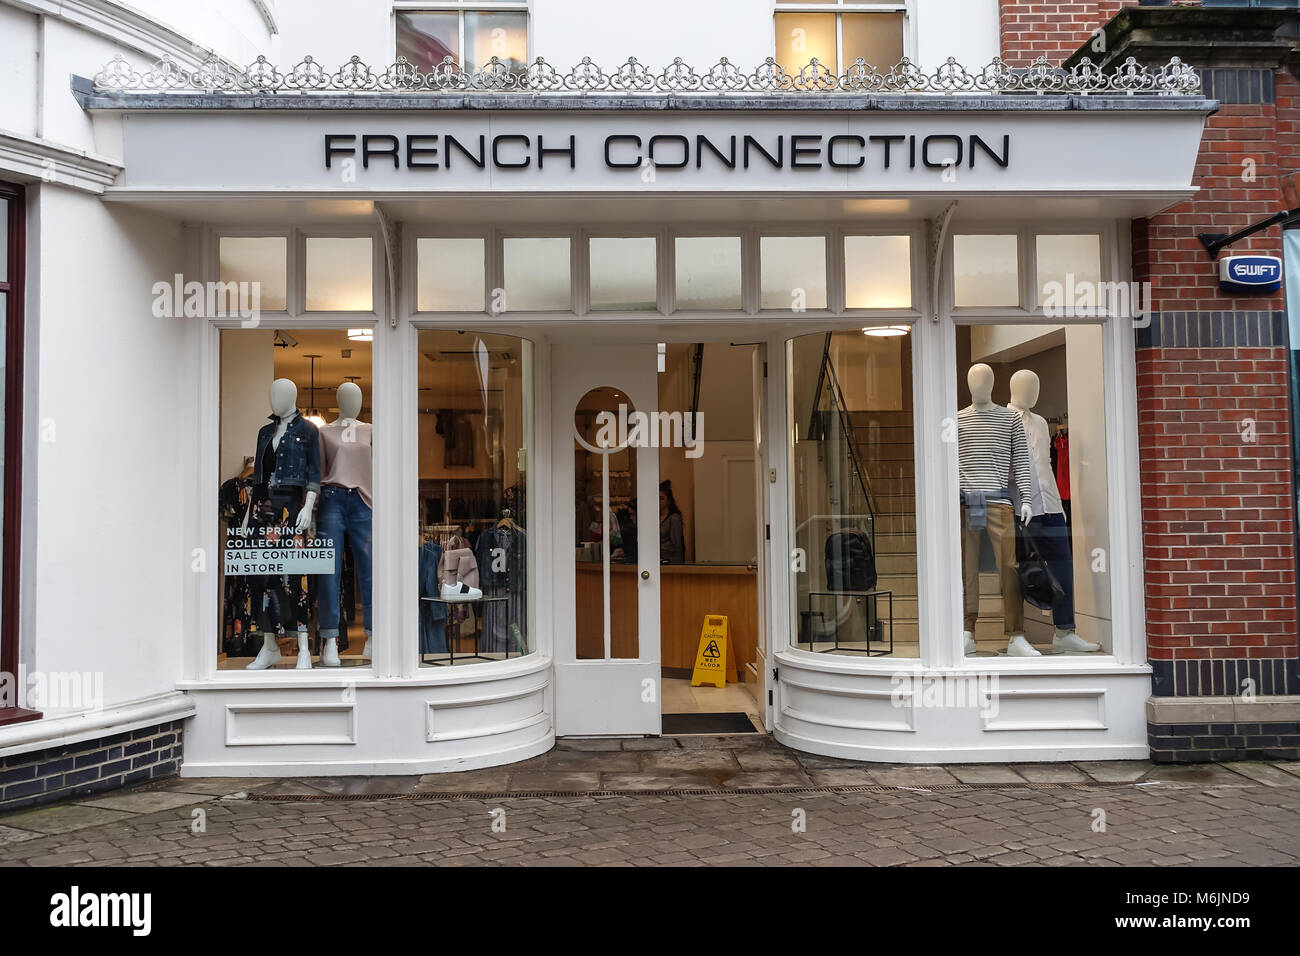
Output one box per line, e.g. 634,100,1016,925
551,343,662,737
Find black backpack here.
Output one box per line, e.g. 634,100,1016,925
825,530,877,592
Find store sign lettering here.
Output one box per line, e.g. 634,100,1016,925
323,132,1010,173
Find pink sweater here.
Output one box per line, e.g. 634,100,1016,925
318,420,373,508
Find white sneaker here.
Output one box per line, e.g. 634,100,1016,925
1053,630,1101,653
245,636,281,670
321,637,341,667
963,631,976,656
362,637,373,659
295,631,312,669
441,581,482,602
1006,634,1042,657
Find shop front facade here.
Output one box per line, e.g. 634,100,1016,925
1,0,1267,805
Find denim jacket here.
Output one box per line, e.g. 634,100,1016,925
254,412,322,496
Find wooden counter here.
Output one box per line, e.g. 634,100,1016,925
575,562,757,683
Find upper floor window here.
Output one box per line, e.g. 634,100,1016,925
774,0,906,75
396,2,529,74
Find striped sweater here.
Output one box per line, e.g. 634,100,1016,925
957,403,1033,506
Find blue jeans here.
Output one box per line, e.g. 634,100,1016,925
1027,512,1075,630
317,485,373,640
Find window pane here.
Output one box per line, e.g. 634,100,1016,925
219,329,374,670
574,386,638,660
0,198,7,283
761,236,827,310
504,237,570,312
788,330,918,658
417,238,485,312
305,238,373,312
845,235,912,308
590,237,657,312
1036,234,1102,313
774,13,837,72
219,237,287,313
418,331,532,665
675,237,741,310
953,234,1019,308
464,11,528,73
842,12,905,67
957,323,1111,657
396,12,459,70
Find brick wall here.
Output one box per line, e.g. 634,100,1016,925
1133,66,1299,700
999,1,1138,65
0,720,184,813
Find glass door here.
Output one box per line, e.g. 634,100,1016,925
552,344,661,736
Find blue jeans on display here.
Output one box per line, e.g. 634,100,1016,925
317,485,373,640
1028,512,1075,630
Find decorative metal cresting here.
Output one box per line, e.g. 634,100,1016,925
91,52,1203,97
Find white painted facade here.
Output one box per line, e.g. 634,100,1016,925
0,0,1211,774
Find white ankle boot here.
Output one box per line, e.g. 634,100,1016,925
1053,629,1101,653
295,630,312,669
321,637,341,667
362,637,373,659
245,634,281,670
1006,634,1042,657
963,631,976,655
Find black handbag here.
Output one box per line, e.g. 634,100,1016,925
1017,522,1065,611
825,530,877,592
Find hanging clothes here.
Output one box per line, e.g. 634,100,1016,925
474,524,527,653
419,540,447,654
1053,431,1071,501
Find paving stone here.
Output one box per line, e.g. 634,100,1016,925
1009,764,1090,784
0,803,137,834
868,767,960,788
718,770,814,790
543,751,643,772
638,750,741,773
144,777,277,797
807,768,878,787
554,738,627,752
414,769,513,793
505,771,602,791
621,738,681,751
79,791,217,814
1076,761,1153,784
598,773,715,791
948,765,1028,785
1223,762,1300,787
0,825,40,847
1140,764,1258,787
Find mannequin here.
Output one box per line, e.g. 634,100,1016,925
1008,369,1100,654
316,382,375,666
244,378,322,671
958,364,1036,657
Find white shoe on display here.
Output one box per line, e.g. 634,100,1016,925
1052,630,1101,653
245,635,281,670
363,637,373,659
295,631,313,670
321,637,341,667
1006,634,1042,657
963,631,977,656
441,581,482,602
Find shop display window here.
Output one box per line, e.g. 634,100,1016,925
761,236,828,310
305,237,373,311
417,331,532,666
674,236,742,310
787,328,918,658
589,237,657,311
774,2,907,77
219,237,287,312
396,5,528,74
1035,234,1103,310
845,234,912,309
954,323,1112,658
218,329,374,670
503,237,571,311
417,238,485,312
953,234,1019,308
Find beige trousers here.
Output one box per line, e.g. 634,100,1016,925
960,502,1023,635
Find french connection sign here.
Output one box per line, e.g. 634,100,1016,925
117,111,1206,193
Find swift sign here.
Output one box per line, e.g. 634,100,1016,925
1219,255,1283,294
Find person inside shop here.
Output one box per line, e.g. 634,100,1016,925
659,480,685,565
614,498,638,564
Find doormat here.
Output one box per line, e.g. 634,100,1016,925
661,712,760,735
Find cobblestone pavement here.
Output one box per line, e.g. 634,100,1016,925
2,736,1299,866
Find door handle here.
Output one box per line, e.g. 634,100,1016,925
641,570,650,580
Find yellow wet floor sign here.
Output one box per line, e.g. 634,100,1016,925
691,615,729,688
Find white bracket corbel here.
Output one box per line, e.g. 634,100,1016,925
373,203,401,328
927,201,958,323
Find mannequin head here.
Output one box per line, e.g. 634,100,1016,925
269,378,298,418
967,364,995,406
1009,369,1040,409
336,382,363,422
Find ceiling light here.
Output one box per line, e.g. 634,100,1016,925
862,325,910,337
348,328,374,342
